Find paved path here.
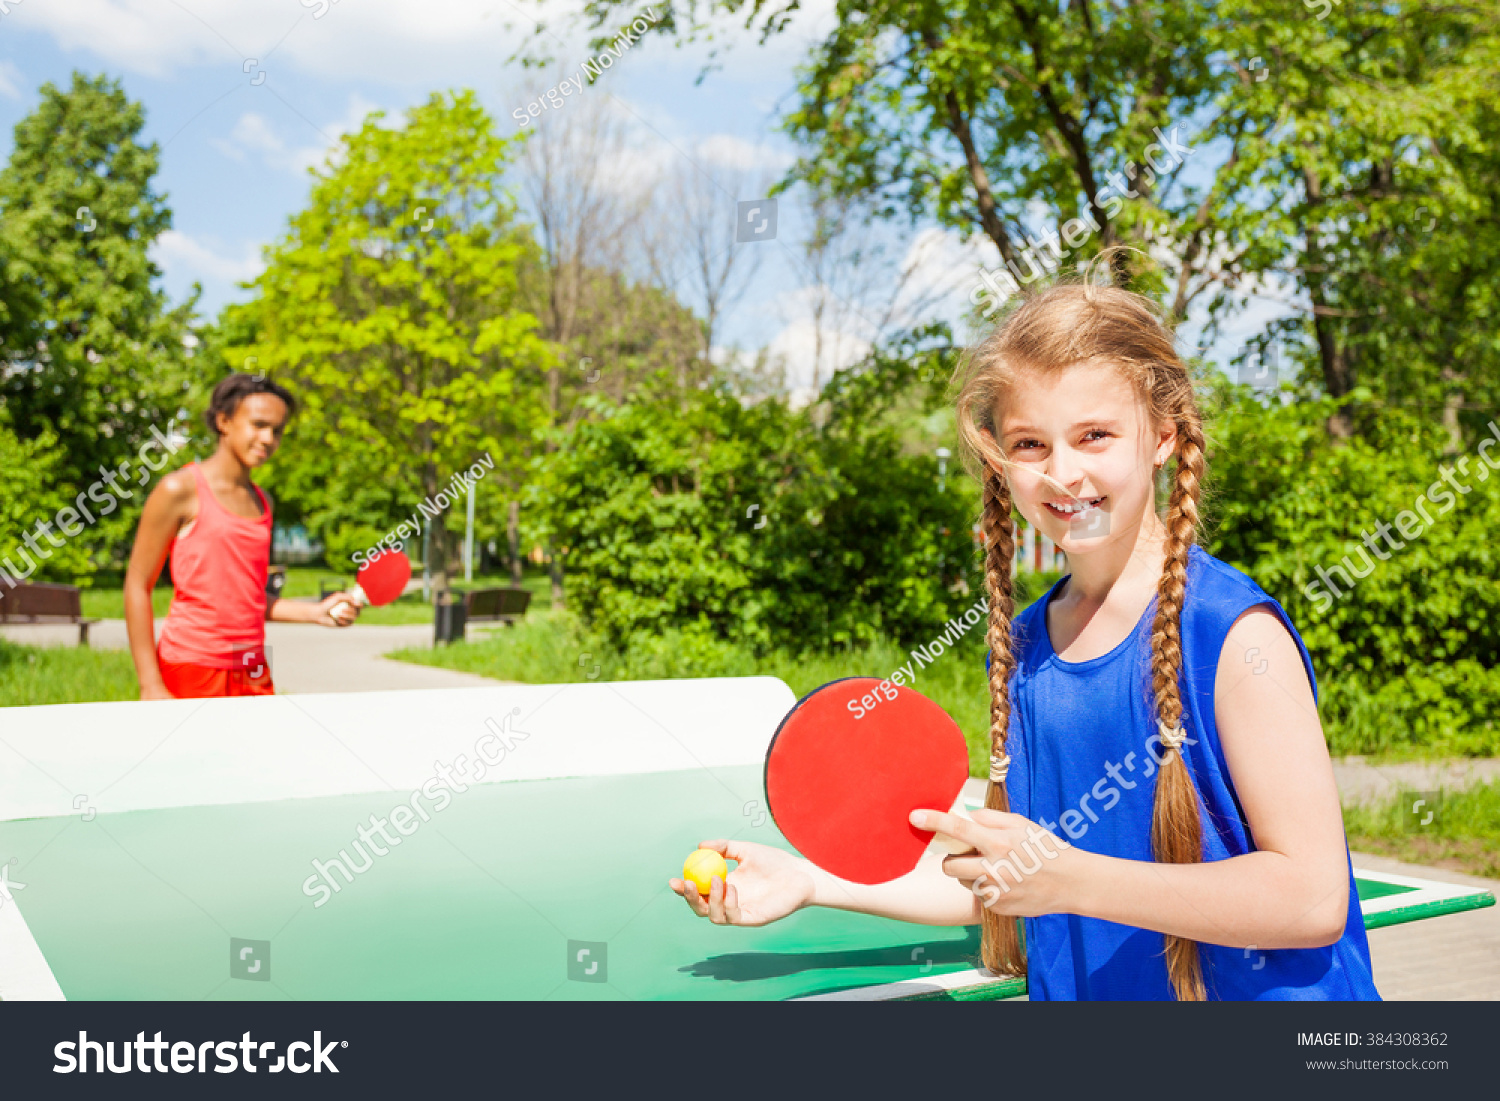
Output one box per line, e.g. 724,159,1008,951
1334,756,1500,805
1,618,514,693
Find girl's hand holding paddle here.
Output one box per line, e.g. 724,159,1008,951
912,806,1084,919
316,592,360,627
669,839,816,927
267,590,362,626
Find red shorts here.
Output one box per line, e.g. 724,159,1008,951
157,648,276,698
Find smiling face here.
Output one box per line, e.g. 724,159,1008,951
216,393,289,469
990,361,1176,557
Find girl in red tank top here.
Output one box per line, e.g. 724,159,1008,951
123,374,361,700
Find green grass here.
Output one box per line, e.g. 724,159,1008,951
0,639,140,707
1343,781,1500,880
397,611,999,775
79,586,173,620
78,566,555,628
392,577,1061,777
392,569,1496,776
31,562,1500,779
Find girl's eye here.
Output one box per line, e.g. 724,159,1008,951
1082,429,1111,443
1011,439,1042,451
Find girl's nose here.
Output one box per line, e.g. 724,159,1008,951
1045,447,1086,496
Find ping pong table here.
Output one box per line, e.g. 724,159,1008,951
0,680,1492,1001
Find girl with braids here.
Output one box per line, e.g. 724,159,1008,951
668,283,1380,1000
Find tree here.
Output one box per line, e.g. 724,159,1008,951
223,91,555,592
0,417,93,585
514,94,705,599
1203,383,1500,755
1200,0,1500,437
581,0,1226,303
579,0,1498,442
0,71,199,558
641,152,765,368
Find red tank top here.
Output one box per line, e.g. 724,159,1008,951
157,462,273,669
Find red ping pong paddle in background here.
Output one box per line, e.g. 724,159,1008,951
329,550,412,621
764,677,973,885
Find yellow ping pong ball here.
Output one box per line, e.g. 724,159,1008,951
682,848,729,895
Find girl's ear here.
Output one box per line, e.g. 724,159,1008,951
978,427,1000,477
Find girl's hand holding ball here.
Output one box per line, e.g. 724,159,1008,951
682,848,729,895
670,839,817,927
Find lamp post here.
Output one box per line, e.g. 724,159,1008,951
464,479,476,583
935,447,951,591
421,524,431,602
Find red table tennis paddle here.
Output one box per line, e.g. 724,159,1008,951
329,550,412,621
764,676,973,885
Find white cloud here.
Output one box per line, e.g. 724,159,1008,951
209,94,385,176
891,226,992,329
151,229,264,286
0,60,23,101
10,0,823,88
211,111,283,162
546,92,793,202
766,314,873,396
695,133,787,173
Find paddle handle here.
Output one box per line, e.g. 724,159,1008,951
329,583,368,622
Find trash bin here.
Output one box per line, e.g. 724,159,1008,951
434,592,467,645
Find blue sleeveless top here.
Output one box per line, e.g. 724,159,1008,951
986,545,1381,1000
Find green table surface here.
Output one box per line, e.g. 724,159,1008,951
4,765,1491,1000
2,765,980,1000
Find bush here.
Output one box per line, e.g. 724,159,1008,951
321,523,390,569
1204,386,1500,755
533,378,980,654
1321,662,1500,758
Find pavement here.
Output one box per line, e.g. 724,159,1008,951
0,617,515,693
1334,756,1500,805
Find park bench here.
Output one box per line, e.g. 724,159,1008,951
434,587,531,644
0,580,99,645
462,587,531,626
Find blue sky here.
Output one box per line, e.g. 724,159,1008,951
0,0,1283,390
0,0,870,380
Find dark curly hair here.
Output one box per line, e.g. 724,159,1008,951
204,373,297,436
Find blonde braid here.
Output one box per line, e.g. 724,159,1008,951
1147,410,1209,1001
979,466,1026,978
